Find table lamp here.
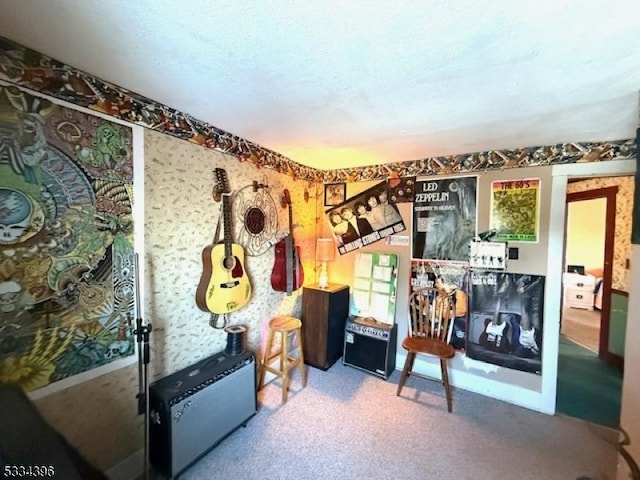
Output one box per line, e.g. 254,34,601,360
316,238,335,289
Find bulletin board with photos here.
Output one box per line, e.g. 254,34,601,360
349,252,399,325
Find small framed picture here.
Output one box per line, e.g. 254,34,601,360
324,183,346,206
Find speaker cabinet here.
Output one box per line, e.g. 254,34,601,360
301,284,350,370
343,318,397,379
149,350,257,479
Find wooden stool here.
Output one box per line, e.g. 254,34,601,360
258,316,307,403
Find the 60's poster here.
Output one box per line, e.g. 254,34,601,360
490,178,540,242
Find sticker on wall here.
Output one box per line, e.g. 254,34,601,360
490,178,540,242
385,235,410,247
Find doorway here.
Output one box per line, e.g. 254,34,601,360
564,186,622,369
562,196,605,353
556,181,625,428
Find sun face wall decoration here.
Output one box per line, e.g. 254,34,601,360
231,181,278,257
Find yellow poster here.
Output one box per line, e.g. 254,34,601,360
490,179,540,242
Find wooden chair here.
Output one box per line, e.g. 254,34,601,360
396,287,456,412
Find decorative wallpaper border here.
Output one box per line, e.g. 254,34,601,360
0,36,635,184
324,139,636,183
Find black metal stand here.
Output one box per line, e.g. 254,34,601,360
132,254,152,480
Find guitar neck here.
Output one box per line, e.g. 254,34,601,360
223,192,232,256
288,204,294,240
214,168,233,256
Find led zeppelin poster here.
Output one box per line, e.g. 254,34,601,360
411,176,477,261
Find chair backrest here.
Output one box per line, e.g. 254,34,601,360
408,287,455,343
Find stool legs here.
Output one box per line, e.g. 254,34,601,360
282,330,291,403
259,319,306,404
295,327,307,388
258,327,275,391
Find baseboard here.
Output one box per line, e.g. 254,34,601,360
106,448,144,480
395,351,546,414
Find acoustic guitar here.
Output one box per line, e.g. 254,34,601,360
270,189,304,294
195,168,252,314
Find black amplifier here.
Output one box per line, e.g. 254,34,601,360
343,317,397,380
148,349,257,479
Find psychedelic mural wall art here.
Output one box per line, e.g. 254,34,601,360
0,85,135,391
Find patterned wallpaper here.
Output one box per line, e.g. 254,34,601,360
32,129,321,471
567,176,634,291
143,129,318,379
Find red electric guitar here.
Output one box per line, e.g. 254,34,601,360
270,189,304,294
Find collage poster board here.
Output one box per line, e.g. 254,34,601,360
349,252,398,325
466,270,545,374
490,178,540,242
412,176,477,261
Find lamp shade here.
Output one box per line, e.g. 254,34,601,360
316,238,335,262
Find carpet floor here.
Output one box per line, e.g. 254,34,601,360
556,335,622,429
175,361,619,480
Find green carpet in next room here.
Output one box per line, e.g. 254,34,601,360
556,335,622,429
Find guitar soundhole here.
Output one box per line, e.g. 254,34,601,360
245,206,265,235
223,256,235,270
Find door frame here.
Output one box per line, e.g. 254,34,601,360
566,185,623,370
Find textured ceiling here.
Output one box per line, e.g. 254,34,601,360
1,0,639,170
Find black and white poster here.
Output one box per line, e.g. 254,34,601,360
412,176,477,261
467,271,545,374
326,181,406,255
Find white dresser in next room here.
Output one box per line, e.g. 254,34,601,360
563,272,596,310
